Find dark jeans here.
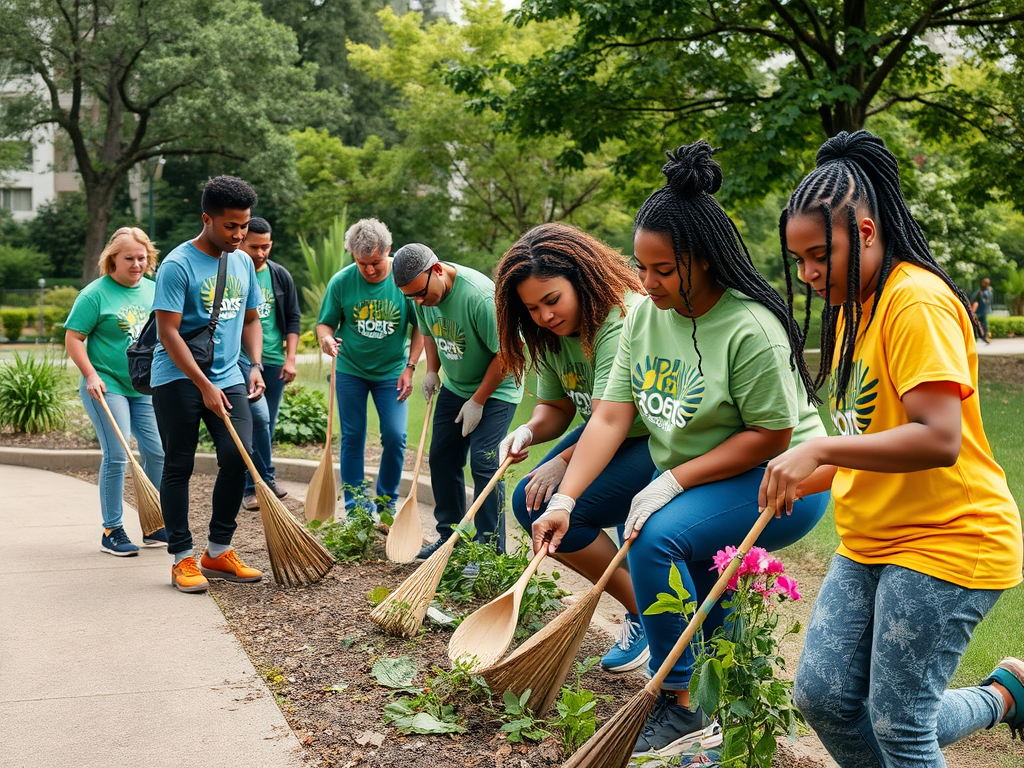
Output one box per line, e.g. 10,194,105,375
153,379,253,556
429,386,517,552
241,361,287,494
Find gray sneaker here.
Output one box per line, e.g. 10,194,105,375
632,692,722,756
416,538,446,560
242,494,259,511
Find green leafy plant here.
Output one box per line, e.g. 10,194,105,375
0,352,68,433
308,508,376,562
495,689,552,744
382,658,489,735
372,655,418,689
298,210,350,321
1,308,27,342
274,383,328,445
551,657,610,756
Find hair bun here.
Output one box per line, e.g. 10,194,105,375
816,130,889,167
662,140,722,196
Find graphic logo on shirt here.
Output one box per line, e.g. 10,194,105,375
632,356,704,432
431,318,466,361
558,362,593,417
353,299,400,339
200,273,245,320
829,360,878,435
257,284,275,320
116,305,149,343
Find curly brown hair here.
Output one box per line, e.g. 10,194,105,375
495,223,644,386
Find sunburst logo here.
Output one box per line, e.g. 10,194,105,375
200,273,245,320
632,356,704,432
116,305,149,343
558,363,593,416
257,285,274,319
354,300,401,339
829,360,878,435
431,318,466,361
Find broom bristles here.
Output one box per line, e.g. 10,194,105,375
369,533,460,637
561,687,657,768
128,454,164,535
481,589,601,715
256,482,334,586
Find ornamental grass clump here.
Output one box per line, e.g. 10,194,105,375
0,352,68,434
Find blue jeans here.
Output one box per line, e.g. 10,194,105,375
429,386,517,552
79,382,164,530
336,371,408,508
512,425,655,552
630,467,829,690
795,555,1005,768
242,362,286,494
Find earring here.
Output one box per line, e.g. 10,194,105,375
865,238,874,248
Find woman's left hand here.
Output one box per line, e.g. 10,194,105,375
759,439,823,517
624,470,683,539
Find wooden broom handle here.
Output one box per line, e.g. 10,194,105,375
593,537,633,592
513,533,551,590
408,393,434,483
454,455,515,531
96,392,135,458
220,412,263,482
325,365,335,447
645,505,777,694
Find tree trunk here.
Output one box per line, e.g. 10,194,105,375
81,183,118,284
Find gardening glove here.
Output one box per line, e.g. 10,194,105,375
499,425,533,464
624,471,683,539
533,492,575,554
422,371,441,401
524,455,568,512
454,398,483,437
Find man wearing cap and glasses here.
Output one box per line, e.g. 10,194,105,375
393,244,523,562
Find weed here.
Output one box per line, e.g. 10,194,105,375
494,689,552,743
307,484,384,562
381,658,490,735
550,657,611,756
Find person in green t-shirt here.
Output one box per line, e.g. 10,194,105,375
317,219,424,514
529,142,831,758
65,227,167,556
393,244,523,559
493,222,655,674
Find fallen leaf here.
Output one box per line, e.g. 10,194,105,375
355,731,385,748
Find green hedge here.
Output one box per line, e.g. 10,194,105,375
1,308,27,342
987,316,1024,338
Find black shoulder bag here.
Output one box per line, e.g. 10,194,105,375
128,252,229,395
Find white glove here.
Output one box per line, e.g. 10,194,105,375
499,425,534,464
422,371,440,401
532,492,576,554
524,455,568,512
624,471,683,539
455,399,484,437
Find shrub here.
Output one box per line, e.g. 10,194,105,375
42,306,68,340
0,245,51,291
274,383,328,444
0,352,68,433
1,308,28,342
44,286,80,312
988,316,1024,338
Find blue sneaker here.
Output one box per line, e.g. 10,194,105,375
142,527,168,547
601,613,650,672
101,527,139,557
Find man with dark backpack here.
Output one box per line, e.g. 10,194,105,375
151,175,266,593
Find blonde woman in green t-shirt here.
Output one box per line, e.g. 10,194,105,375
494,222,655,674
529,142,830,758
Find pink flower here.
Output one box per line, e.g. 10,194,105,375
766,556,785,575
711,546,739,573
740,547,772,576
776,575,801,601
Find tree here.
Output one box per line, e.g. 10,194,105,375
467,1,1024,202
0,0,325,283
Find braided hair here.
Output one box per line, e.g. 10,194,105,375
495,223,644,386
635,141,818,404
782,130,978,404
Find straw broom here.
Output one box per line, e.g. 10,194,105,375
370,455,515,637
480,538,634,716
96,392,164,535
305,365,337,523
220,412,335,586
560,506,777,768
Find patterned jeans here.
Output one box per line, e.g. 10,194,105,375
795,554,1006,767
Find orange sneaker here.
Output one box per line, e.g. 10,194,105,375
171,557,210,593
200,549,262,583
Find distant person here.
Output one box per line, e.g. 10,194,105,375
151,175,266,594
317,219,424,515
238,216,301,511
65,227,167,555
972,276,994,343
393,244,523,562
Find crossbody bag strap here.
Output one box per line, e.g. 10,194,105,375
207,251,229,333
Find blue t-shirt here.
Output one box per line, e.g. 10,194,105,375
150,241,261,388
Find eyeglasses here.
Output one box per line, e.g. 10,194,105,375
404,268,433,299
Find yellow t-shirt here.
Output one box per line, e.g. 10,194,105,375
829,261,1022,590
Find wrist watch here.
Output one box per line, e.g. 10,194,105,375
406,360,417,369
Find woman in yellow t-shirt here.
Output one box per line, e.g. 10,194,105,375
764,130,1023,766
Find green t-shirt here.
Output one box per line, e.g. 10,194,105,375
603,290,826,472
64,275,156,397
414,266,523,404
537,292,647,438
318,262,415,381
255,266,285,365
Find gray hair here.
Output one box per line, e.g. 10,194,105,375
344,218,392,258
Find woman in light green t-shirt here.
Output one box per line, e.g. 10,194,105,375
494,223,655,674
530,143,830,758
65,227,166,556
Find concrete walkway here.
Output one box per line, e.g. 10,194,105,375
0,465,306,768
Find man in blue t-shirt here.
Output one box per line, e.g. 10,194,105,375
151,175,266,594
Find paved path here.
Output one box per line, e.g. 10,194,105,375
0,465,306,768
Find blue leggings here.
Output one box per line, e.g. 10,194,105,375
630,467,830,689
512,425,655,552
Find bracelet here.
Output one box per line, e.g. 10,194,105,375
406,362,417,369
